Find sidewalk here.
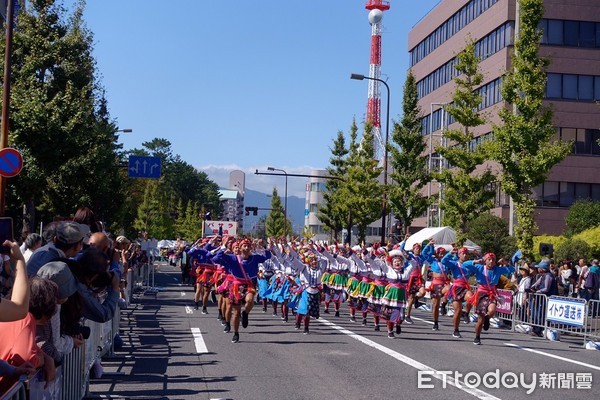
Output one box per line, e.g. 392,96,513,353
86,263,209,400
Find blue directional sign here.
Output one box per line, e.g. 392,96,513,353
128,156,161,179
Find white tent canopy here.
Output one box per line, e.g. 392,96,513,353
404,226,481,252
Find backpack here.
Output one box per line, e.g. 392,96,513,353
585,269,600,290
547,273,559,296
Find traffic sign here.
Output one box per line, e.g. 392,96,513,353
128,155,161,179
0,147,23,178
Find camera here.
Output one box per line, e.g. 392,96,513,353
91,270,115,288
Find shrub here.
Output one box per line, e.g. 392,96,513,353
554,239,590,262
565,199,600,236
572,226,600,259
467,213,510,255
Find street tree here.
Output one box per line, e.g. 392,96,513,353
3,0,125,232
435,38,496,245
318,130,349,242
340,122,382,244
265,187,286,238
388,71,431,236
489,0,571,254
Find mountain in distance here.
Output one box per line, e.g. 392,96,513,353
242,188,306,234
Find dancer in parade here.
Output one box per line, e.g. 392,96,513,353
422,241,450,331
441,247,474,338
189,236,220,313
212,238,271,343
366,246,389,331
380,249,410,338
463,253,515,345
322,244,350,317
290,247,328,334
401,236,427,324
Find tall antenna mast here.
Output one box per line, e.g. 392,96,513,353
364,0,390,160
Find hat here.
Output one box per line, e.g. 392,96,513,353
537,261,550,270
55,221,85,245
389,249,404,258
37,261,79,299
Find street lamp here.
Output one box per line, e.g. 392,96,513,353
267,166,288,238
114,128,133,133
350,73,390,244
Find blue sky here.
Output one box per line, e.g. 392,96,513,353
75,0,441,197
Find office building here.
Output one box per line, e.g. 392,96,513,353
408,0,600,234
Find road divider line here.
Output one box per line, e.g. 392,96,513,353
317,319,501,400
504,343,600,371
191,328,209,353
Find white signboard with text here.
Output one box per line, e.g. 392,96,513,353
546,296,586,327
204,220,237,237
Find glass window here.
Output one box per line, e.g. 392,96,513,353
592,184,600,201
546,73,561,98
543,182,559,206
532,185,543,206
562,74,577,99
580,22,595,47
590,129,600,155
579,75,593,100
576,128,591,154
597,22,600,48
595,76,600,100
540,20,549,44
564,21,579,46
547,20,564,45
561,128,576,153
575,183,591,200
559,182,575,207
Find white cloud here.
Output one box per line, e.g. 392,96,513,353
196,164,323,198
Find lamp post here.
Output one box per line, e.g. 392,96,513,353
350,73,390,244
114,128,133,134
267,167,288,238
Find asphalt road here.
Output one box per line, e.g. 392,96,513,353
89,262,600,400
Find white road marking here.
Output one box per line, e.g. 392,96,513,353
191,328,209,353
185,306,194,314
181,292,186,297
317,319,501,400
410,316,434,325
504,343,600,371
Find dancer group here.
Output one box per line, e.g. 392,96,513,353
187,234,514,345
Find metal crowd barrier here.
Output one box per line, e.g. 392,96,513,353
0,376,26,400
512,292,548,333
584,299,600,342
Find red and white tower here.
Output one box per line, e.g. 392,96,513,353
364,0,390,161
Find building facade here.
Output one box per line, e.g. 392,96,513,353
408,0,600,235
218,170,246,233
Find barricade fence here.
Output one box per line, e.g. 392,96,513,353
0,300,125,399
0,377,26,400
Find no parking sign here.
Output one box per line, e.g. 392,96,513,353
0,148,23,178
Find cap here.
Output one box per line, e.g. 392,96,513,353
538,261,550,270
55,221,85,245
116,236,130,245
37,261,79,299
